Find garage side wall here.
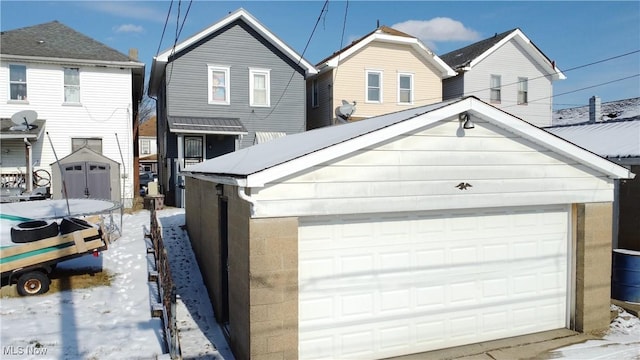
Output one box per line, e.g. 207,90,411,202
248,216,299,360
574,202,613,333
184,177,223,319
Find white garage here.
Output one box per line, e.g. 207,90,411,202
182,96,634,360
298,206,569,359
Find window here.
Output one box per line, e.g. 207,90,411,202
141,139,150,155
249,68,271,107
311,78,319,108
398,73,413,104
366,70,382,103
518,77,528,105
490,74,501,103
72,138,102,153
64,67,80,103
208,65,230,105
184,136,203,166
9,64,27,101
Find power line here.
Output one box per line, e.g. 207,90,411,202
155,0,174,57
409,49,640,105
332,0,350,85
256,0,330,123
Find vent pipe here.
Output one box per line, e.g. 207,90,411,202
589,96,601,123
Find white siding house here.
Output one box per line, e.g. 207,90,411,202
440,28,565,127
0,21,144,207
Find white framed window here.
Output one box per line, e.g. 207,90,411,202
311,78,319,108
249,68,271,107
366,70,383,103
64,67,80,103
9,64,27,101
490,74,501,103
72,138,102,153
208,65,230,105
141,139,150,154
398,73,413,104
518,77,528,105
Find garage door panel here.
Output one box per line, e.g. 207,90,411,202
299,206,569,359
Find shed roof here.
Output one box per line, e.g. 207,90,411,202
183,96,633,187
168,116,247,135
545,119,640,159
439,28,565,81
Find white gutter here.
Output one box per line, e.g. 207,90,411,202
237,187,257,216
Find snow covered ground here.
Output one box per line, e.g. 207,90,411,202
1,207,639,359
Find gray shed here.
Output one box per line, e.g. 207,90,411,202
50,147,121,203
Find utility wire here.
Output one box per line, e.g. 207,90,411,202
332,0,350,86
257,0,330,123
155,0,174,57
409,49,640,105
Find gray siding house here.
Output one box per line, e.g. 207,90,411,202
440,28,565,127
148,8,317,207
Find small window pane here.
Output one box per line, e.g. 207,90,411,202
211,71,227,101
490,75,501,103
72,138,102,153
399,74,412,104
518,77,528,105
64,68,80,103
367,72,381,102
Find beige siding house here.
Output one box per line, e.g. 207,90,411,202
307,26,456,130
182,96,634,359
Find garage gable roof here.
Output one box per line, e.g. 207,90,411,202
182,96,634,187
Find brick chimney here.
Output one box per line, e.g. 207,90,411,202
128,48,139,61
589,95,601,123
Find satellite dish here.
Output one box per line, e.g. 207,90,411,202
10,110,38,131
335,100,356,122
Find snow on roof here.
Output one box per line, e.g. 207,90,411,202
553,97,640,126
545,119,640,158
182,98,460,179
183,96,633,187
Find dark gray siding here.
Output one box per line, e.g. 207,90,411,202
443,74,464,100
165,20,307,149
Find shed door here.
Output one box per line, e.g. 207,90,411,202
298,205,569,359
62,162,110,199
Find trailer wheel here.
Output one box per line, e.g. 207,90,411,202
16,271,50,296
11,221,59,243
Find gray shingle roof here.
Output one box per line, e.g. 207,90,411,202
1,21,133,62
168,116,248,134
440,29,516,70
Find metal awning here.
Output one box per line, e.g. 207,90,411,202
168,116,247,135
254,131,286,145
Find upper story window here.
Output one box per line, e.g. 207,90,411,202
64,67,80,103
208,65,230,105
490,74,501,103
141,139,150,155
366,70,383,103
398,73,413,104
311,78,319,108
249,68,271,107
72,138,102,154
518,77,528,105
9,64,27,101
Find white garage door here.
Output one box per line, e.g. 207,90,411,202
298,206,569,359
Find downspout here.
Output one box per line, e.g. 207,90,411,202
23,138,33,192
237,187,257,216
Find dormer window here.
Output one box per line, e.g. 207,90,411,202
9,64,27,101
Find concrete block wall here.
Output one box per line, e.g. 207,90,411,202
248,217,299,360
574,202,613,333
